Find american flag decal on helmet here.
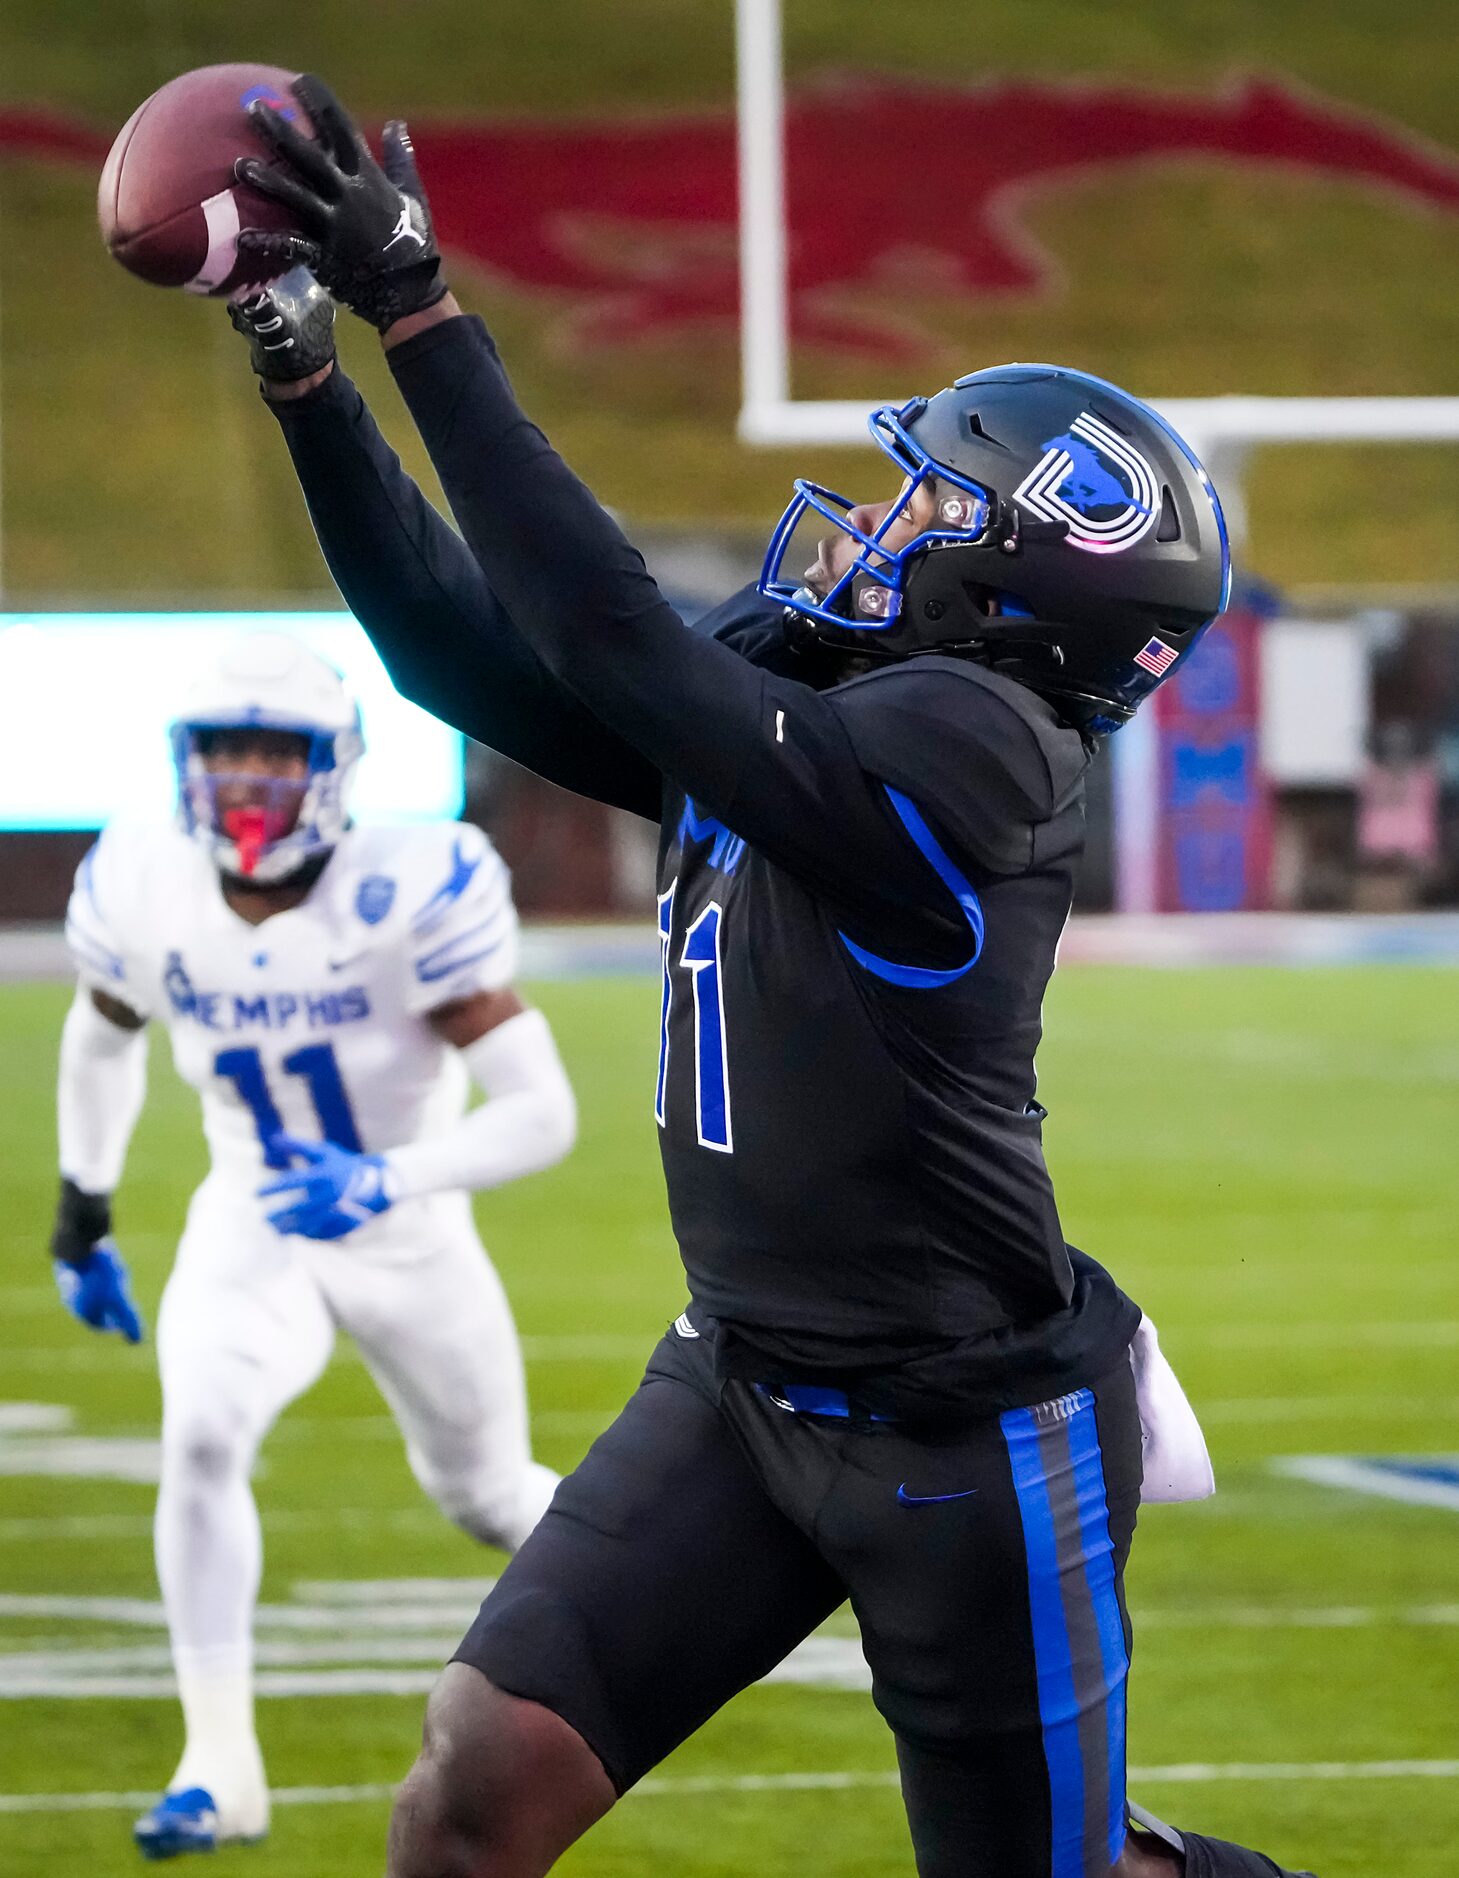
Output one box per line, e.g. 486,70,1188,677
1133,637,1178,678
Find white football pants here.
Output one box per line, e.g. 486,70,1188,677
153,1186,557,1817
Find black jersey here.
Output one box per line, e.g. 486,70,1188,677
271,316,1140,1416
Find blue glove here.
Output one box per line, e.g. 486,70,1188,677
54,1242,145,1343
257,1134,397,1240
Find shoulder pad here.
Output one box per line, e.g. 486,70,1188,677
63,819,175,1001
827,659,1090,873
399,823,517,1012
402,823,505,939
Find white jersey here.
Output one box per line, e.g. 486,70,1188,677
65,818,518,1249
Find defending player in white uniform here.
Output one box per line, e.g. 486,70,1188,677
51,635,577,1860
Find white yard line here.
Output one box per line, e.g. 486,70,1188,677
6,1597,1459,1702
0,1509,447,1542
0,1435,162,1483
0,1593,485,1632
12,1318,1459,1382
3,1761,1458,1815
0,1594,165,1626
290,1578,495,1601
4,1586,1457,1639
267,1408,615,1443
0,1404,71,1432
0,1670,445,1699
1138,1603,1459,1629
1275,1455,1459,1512
0,1638,468,1675
0,1333,651,1375
1128,1760,1459,1784
0,1515,160,1541
1201,1395,1459,1423
0,1626,869,1699
1205,1322,1459,1349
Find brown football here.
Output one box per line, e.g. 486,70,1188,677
98,62,317,296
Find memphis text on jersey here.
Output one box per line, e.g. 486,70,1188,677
162,950,370,1034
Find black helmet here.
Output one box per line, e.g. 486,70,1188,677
759,363,1231,733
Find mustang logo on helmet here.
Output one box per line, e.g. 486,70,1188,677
1012,412,1160,556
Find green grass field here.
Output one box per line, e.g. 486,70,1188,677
2,965,1457,1877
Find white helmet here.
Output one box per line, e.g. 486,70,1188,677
169,633,364,884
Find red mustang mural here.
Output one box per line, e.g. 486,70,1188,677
4,73,1457,356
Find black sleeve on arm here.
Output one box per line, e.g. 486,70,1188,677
385,316,972,941
266,368,662,819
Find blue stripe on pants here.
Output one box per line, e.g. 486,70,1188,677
1002,1399,1086,1878
1001,1390,1129,1878
1066,1396,1131,1864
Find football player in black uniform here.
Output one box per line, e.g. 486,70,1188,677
221,77,1316,1878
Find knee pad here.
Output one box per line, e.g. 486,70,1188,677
162,1410,254,1490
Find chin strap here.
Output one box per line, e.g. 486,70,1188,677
218,849,334,898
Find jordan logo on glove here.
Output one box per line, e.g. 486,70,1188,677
384,205,426,253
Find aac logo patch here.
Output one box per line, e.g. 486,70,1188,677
163,950,198,1018
356,875,396,926
1013,410,1160,556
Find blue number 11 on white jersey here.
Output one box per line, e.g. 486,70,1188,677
215,1042,362,1167
656,881,733,1153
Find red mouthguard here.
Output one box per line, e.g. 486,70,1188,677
222,806,276,877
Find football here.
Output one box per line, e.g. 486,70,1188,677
98,62,317,297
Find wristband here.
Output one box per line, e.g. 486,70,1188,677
51,1175,113,1265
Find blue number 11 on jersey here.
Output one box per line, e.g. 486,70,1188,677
215,1043,363,1167
656,882,733,1153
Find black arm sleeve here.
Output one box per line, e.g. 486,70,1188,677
267,367,662,820
386,316,973,938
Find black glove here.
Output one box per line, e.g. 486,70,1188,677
234,74,446,332
227,266,337,383
51,1175,112,1265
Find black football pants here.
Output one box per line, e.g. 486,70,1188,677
455,1315,1143,1878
